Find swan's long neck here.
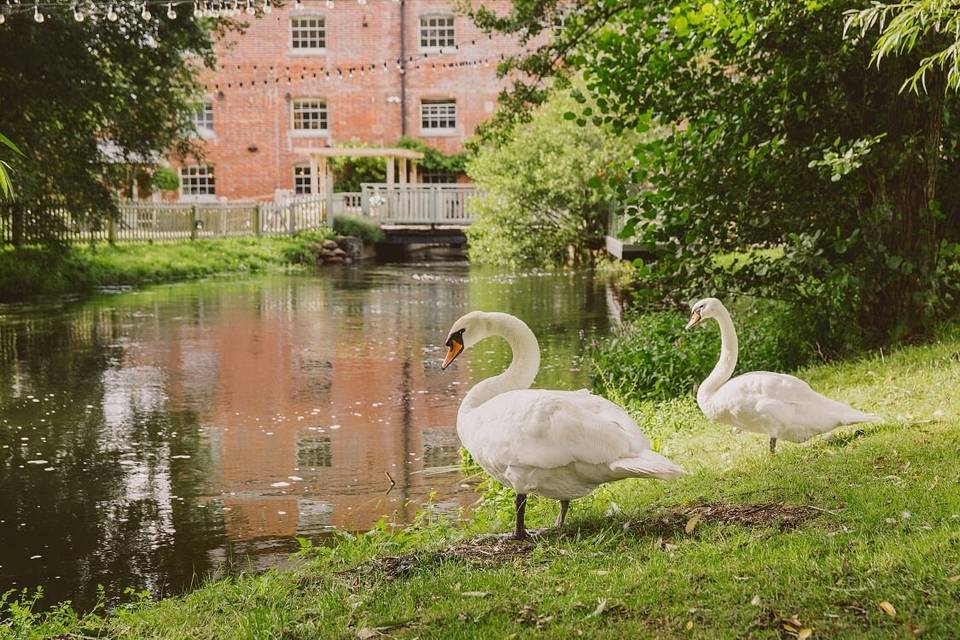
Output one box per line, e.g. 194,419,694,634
460,314,540,415
697,306,738,407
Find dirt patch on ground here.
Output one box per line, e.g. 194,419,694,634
684,501,821,530
356,536,535,581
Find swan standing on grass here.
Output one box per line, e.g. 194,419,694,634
685,298,882,454
441,311,684,540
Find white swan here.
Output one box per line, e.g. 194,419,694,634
441,311,684,539
686,298,882,453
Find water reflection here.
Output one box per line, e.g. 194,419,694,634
0,263,614,608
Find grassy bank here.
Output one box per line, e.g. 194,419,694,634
6,325,960,638
0,231,333,301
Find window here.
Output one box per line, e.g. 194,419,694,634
294,165,313,194
419,15,455,49
190,100,214,134
292,99,328,133
421,99,456,131
422,172,458,184
290,16,326,50
180,165,215,197
297,436,332,468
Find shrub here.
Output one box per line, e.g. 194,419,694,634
591,299,829,405
150,167,179,192
332,215,384,243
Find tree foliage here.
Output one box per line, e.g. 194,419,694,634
474,0,960,343
465,86,639,267
0,7,246,233
845,1,960,94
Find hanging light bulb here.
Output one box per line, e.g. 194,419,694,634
73,3,85,21
167,2,176,18
141,2,152,20
262,0,271,14
34,3,45,22
107,4,118,20
0,13,6,25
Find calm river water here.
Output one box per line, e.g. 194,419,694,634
0,262,617,608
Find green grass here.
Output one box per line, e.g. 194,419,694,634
5,325,960,638
0,231,333,301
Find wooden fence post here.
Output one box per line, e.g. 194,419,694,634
108,216,116,245
253,205,261,237
190,205,198,240
288,200,295,235
11,203,23,249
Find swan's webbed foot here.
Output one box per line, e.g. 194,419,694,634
555,499,570,528
514,493,529,540
769,437,778,455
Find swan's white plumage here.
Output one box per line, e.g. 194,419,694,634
460,388,683,499
690,298,882,445
446,311,683,503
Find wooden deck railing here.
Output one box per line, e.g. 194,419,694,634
0,195,328,246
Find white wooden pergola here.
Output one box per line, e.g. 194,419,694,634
292,146,426,196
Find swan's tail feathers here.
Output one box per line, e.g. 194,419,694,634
842,407,883,425
610,450,685,480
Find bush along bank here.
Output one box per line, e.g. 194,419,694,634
0,230,335,302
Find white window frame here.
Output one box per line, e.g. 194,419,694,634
289,14,327,54
419,14,456,50
190,100,214,138
290,98,329,137
294,165,313,194
420,99,457,134
179,165,216,201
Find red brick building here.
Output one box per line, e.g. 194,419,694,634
175,0,516,202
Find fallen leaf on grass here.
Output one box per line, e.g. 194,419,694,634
685,513,701,534
461,591,489,598
750,595,761,606
947,575,960,583
879,601,896,619
586,598,607,618
685,620,694,630
356,629,378,640
798,628,814,640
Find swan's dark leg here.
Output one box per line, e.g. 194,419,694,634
769,437,778,455
555,500,570,528
514,493,530,540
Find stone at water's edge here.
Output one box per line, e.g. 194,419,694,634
316,235,362,265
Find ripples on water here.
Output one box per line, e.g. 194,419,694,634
0,262,617,608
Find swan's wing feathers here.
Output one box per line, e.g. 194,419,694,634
721,372,882,441
477,390,652,470
609,449,685,479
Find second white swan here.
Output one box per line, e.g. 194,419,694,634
686,298,882,453
442,311,684,539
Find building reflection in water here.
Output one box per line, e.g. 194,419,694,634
0,264,612,608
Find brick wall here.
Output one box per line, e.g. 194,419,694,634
171,0,516,201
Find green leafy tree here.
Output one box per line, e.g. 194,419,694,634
0,132,21,200
0,5,251,241
466,87,638,267
475,0,959,343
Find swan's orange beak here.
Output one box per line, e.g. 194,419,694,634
441,340,463,370
685,310,702,330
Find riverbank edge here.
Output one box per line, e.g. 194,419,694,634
6,321,960,638
0,231,335,302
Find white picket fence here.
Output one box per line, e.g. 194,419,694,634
359,184,477,225
73,195,326,244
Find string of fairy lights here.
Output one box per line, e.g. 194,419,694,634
0,0,530,90
0,0,412,24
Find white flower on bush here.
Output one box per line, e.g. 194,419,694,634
369,195,386,208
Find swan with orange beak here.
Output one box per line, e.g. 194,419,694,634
441,311,684,539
